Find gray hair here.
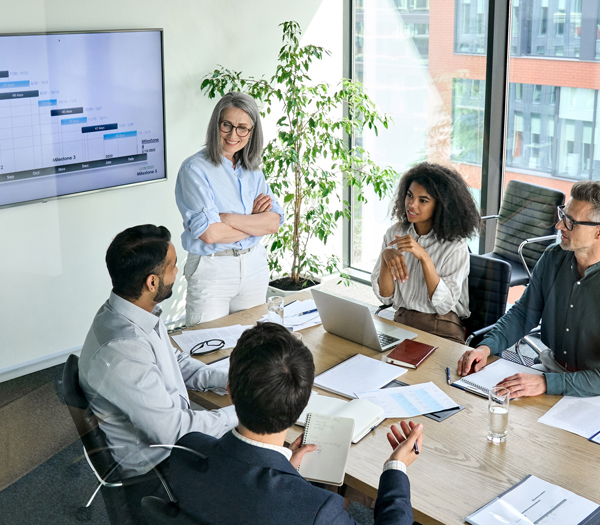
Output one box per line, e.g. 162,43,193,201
204,92,264,171
571,181,600,221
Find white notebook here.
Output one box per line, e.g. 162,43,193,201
314,353,406,399
297,413,354,486
452,359,543,398
297,392,385,443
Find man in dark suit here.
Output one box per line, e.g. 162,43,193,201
168,322,423,525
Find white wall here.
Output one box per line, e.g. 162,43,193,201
0,0,343,381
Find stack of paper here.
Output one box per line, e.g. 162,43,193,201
172,325,253,354
260,299,322,331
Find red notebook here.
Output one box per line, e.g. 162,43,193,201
386,340,437,369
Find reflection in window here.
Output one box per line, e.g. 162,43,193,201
451,79,485,165
505,84,598,180
455,0,488,53
509,0,596,60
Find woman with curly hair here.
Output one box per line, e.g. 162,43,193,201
371,162,481,343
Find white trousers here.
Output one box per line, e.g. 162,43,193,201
183,244,269,326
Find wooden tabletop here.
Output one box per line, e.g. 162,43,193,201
171,292,600,525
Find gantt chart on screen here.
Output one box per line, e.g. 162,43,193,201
0,31,165,207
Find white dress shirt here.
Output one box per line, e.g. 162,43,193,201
79,292,237,477
371,222,470,318
232,428,406,474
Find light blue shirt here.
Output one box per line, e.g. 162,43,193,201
175,148,284,255
79,292,237,477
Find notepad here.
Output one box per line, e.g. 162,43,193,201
452,359,543,399
297,413,354,486
296,392,385,443
314,354,407,399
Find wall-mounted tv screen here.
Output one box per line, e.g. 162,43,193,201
0,29,166,209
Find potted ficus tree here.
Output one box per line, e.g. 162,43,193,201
200,21,397,294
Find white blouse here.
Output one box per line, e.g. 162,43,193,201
371,222,470,319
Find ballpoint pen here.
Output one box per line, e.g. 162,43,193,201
288,308,318,317
413,441,419,455
446,366,451,385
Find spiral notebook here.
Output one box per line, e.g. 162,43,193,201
297,413,354,486
452,359,543,400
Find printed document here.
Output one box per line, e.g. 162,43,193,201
356,382,459,418
466,475,599,525
171,325,253,354
538,395,600,438
259,299,322,331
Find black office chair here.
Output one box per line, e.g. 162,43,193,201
141,496,205,525
375,253,511,347
463,254,511,347
62,354,173,525
481,180,564,286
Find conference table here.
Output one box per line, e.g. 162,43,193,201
171,292,600,525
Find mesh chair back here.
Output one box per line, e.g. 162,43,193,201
62,354,119,482
493,180,564,269
464,254,511,340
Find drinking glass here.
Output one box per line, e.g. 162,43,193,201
267,296,285,325
488,387,510,444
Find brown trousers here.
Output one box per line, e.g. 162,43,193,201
394,308,465,344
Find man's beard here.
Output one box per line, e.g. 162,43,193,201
154,276,174,303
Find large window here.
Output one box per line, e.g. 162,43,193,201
350,0,488,273
349,0,600,279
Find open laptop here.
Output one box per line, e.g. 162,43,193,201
312,289,417,352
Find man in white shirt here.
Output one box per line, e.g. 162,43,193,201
79,225,237,520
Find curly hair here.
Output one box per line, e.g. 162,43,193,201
391,162,481,242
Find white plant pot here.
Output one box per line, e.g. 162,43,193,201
267,277,322,299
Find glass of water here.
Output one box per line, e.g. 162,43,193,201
267,296,285,325
488,387,510,444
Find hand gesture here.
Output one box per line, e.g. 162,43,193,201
382,247,409,283
288,433,317,470
386,421,423,467
457,346,491,376
252,193,273,214
388,234,429,262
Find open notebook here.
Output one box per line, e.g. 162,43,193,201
297,413,354,486
297,392,385,443
452,359,543,399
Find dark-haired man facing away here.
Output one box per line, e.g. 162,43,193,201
169,322,422,525
79,225,236,482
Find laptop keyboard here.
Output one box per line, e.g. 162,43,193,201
377,332,400,347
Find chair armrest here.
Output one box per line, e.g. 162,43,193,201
375,304,393,314
465,324,495,347
517,234,557,278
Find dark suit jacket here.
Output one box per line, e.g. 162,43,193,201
168,431,413,525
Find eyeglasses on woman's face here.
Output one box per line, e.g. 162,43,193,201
220,120,252,138
557,205,600,232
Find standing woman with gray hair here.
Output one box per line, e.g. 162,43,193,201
176,92,284,325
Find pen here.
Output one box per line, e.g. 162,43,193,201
289,308,318,317
413,441,419,455
446,366,451,385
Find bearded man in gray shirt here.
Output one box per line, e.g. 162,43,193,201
79,224,237,483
